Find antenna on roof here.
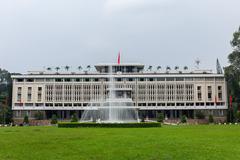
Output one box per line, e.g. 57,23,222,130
216,58,223,74
195,58,201,69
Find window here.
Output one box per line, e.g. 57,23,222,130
76,78,81,82
55,78,63,82
38,87,42,91
17,87,22,93
197,86,202,101
16,79,24,82
28,87,32,93
94,78,99,82
38,94,42,101
218,86,222,90
166,77,174,81
27,87,32,102
46,78,54,82
116,78,122,82
26,79,34,82
176,77,184,81
207,86,212,100
35,78,44,82
84,78,90,82
17,87,22,102
139,78,145,81
157,77,165,81
65,78,71,82
128,78,133,81
17,94,21,102
218,86,222,101
206,77,214,81
37,87,42,101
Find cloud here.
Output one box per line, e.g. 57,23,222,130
103,0,175,14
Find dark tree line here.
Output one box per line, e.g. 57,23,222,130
0,68,13,124
224,26,240,122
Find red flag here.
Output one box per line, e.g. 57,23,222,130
230,95,233,108
117,51,121,64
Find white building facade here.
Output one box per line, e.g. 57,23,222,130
11,63,228,121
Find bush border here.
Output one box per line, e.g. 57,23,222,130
58,122,161,128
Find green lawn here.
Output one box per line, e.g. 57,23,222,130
0,125,240,160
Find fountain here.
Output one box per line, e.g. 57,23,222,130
80,65,139,123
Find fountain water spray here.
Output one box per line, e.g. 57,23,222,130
80,65,139,123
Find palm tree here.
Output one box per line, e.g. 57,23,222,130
166,66,171,71
166,66,171,73
157,66,161,71
174,66,179,71
78,66,82,72
65,65,70,72
148,66,152,71
87,65,91,71
55,67,60,73
46,67,52,71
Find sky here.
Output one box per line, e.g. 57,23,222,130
0,0,240,73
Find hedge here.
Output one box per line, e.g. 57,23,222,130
58,122,161,128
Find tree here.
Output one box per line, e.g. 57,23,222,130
78,66,82,72
0,68,13,124
34,111,44,120
157,112,164,123
236,111,240,122
65,66,70,72
157,66,161,71
71,113,78,122
51,114,58,124
195,111,205,119
181,115,187,123
227,108,235,123
46,67,52,71
87,65,91,71
209,115,214,123
166,66,171,73
184,66,188,71
224,26,240,122
148,66,152,71
23,115,29,124
55,67,60,73
174,66,179,71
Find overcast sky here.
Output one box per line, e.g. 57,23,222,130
0,0,240,73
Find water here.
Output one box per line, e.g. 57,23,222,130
80,65,139,123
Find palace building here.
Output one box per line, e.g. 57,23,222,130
11,63,227,121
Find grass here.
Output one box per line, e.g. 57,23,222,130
0,125,240,160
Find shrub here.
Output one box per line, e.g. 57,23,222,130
157,113,164,123
227,109,235,123
235,111,240,122
71,113,78,122
140,116,145,122
34,111,44,120
209,114,214,123
51,114,58,124
181,115,187,123
23,115,29,124
58,122,161,128
196,111,205,119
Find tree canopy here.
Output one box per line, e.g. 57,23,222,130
0,68,12,124
224,27,240,103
